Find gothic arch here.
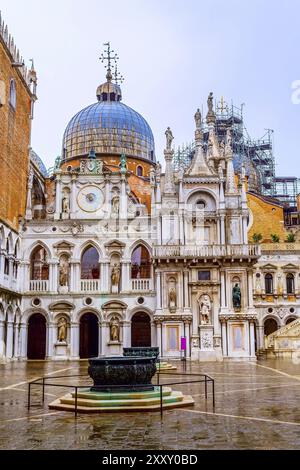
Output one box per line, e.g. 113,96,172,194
25,240,52,260
128,239,152,258
128,306,153,321
76,240,102,259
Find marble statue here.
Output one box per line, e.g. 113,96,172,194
62,194,70,213
207,92,213,112
59,257,69,286
255,275,262,294
111,263,120,287
169,287,177,309
110,316,120,342
112,196,119,214
232,283,241,309
165,127,174,150
199,294,211,324
194,108,202,129
58,317,67,342
277,274,283,295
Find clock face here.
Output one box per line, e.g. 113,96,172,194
77,186,103,212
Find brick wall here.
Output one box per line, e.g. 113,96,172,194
0,39,31,231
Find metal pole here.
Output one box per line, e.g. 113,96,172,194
205,376,207,400
157,370,159,386
27,383,31,410
212,379,215,408
42,377,45,403
75,387,78,418
160,385,163,418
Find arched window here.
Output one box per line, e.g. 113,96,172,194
137,166,143,177
4,239,9,275
30,246,49,280
9,79,16,109
265,273,273,294
286,273,295,294
131,245,151,279
81,246,100,279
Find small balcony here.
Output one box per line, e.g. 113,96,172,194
80,279,100,292
29,279,49,292
153,244,261,260
131,278,153,292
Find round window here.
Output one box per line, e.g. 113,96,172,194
32,298,41,307
268,307,273,313
137,297,144,305
85,297,93,306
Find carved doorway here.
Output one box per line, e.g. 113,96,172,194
27,313,46,359
79,313,99,358
131,312,151,347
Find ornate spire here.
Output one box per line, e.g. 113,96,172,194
187,108,213,176
225,129,236,194
100,42,119,82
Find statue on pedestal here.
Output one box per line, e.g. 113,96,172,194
199,294,211,324
58,317,67,342
111,263,120,288
232,283,241,309
59,256,69,287
62,193,70,213
165,127,174,150
110,316,120,342
194,108,202,129
169,287,177,310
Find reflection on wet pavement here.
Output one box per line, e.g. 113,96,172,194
0,359,300,449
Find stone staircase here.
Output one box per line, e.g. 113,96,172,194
258,318,300,359
49,386,194,413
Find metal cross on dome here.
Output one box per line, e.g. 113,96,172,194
99,41,119,73
113,62,124,85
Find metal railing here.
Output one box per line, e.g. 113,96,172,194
27,370,215,418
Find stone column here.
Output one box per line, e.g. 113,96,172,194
120,174,127,219
105,177,111,208
13,323,19,358
47,322,55,358
121,260,131,292
5,321,14,358
0,320,5,357
247,270,254,308
20,323,27,358
220,215,225,245
221,321,227,356
184,321,191,357
0,250,5,286
242,216,248,244
183,270,190,311
156,272,162,310
249,322,256,357
70,322,79,358
70,174,77,215
257,325,265,350
123,321,131,348
156,322,162,354
54,172,62,220
25,170,33,220
49,260,58,292
220,271,226,308
101,261,110,293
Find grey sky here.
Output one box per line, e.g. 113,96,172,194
1,0,300,176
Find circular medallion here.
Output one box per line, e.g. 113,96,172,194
77,185,103,212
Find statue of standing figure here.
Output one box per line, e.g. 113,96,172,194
199,294,211,325
111,263,121,287
165,127,174,150
57,317,67,342
59,256,69,286
110,316,120,342
169,287,177,309
62,193,70,213
232,283,241,309
207,92,214,113
194,108,202,129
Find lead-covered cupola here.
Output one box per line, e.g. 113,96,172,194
62,44,155,164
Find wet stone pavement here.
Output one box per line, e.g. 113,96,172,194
0,359,300,449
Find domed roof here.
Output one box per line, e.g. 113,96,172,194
62,73,155,163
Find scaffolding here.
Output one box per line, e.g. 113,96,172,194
173,98,277,198
274,176,300,208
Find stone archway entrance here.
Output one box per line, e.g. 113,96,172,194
27,313,46,359
131,312,151,347
264,318,278,336
79,313,99,358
